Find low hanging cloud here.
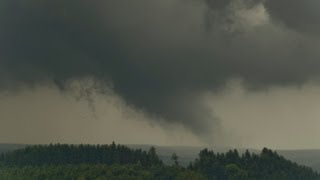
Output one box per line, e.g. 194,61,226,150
0,0,320,141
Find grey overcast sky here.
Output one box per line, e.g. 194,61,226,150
1,0,320,149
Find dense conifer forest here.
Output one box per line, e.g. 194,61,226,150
0,143,318,180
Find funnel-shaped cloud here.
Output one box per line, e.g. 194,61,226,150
1,0,320,141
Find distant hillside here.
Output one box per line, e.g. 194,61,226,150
0,144,26,154
278,150,320,173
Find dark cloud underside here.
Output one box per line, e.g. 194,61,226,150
0,0,320,140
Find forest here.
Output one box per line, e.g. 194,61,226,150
0,143,319,180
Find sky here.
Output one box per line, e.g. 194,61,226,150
1,0,320,149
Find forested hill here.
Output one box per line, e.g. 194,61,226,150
2,143,320,172
0,143,319,179
0,143,162,167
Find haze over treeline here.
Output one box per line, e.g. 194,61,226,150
1,0,320,148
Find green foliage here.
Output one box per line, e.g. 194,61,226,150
0,164,153,180
191,147,319,180
0,164,204,180
171,153,179,166
0,143,162,167
0,144,319,180
225,164,248,180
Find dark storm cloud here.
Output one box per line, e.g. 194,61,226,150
264,0,320,35
1,0,320,140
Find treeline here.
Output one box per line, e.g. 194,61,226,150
190,148,319,179
0,142,161,167
0,143,319,180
